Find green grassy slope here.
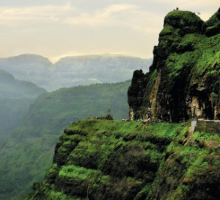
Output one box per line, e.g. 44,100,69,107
27,119,220,200
0,81,130,200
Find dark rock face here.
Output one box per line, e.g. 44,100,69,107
26,120,220,200
25,9,220,200
128,9,220,122
26,120,173,200
127,70,146,120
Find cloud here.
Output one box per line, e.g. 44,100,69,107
64,4,163,34
64,4,138,26
150,0,219,20
151,0,219,8
50,50,85,63
50,50,147,63
0,2,76,25
2,1,215,34
0,2,162,35
1,1,217,61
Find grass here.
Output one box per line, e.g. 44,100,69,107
59,165,100,180
0,81,130,200
28,119,220,200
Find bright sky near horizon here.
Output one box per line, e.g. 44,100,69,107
0,0,219,62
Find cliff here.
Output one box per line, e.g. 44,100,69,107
26,119,220,200
25,9,220,200
128,9,220,122
0,81,130,200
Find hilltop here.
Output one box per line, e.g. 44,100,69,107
128,9,220,122
0,54,53,90
26,9,220,200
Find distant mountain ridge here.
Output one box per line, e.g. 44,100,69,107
25,9,220,200
0,54,152,91
0,69,47,140
0,69,15,83
0,54,53,91
0,69,47,98
3,54,52,65
0,81,130,200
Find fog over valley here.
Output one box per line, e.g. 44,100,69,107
0,54,152,91
0,1,220,200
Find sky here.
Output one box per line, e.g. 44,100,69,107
0,0,219,62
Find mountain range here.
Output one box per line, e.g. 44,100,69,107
0,69,46,139
0,81,130,200
26,8,220,200
0,54,152,91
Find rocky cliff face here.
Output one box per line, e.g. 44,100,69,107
0,81,129,200
128,9,220,122
25,9,220,200
26,119,220,200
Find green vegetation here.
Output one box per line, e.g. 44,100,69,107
164,10,203,33
4,8,220,200
26,119,220,200
0,81,130,200
205,10,220,36
162,11,220,86
129,9,220,121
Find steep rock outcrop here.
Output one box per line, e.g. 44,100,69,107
128,9,220,122
25,9,220,200
26,119,220,200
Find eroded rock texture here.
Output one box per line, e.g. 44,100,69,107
128,9,220,122
26,120,220,200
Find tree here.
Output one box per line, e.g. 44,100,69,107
106,109,113,120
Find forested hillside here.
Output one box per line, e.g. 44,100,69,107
0,69,46,139
0,81,130,199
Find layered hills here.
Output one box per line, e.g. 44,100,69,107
0,81,130,200
0,54,151,91
26,9,220,200
0,69,46,139
52,55,151,91
0,54,52,90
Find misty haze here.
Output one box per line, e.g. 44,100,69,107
0,1,220,200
